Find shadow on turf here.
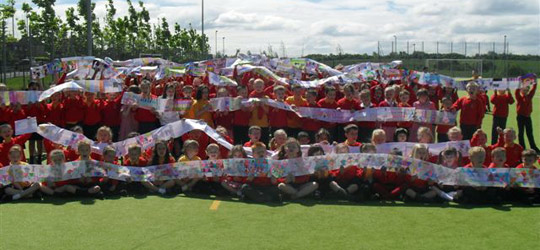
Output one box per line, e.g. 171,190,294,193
4,194,536,211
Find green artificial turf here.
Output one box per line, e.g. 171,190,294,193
1,195,539,250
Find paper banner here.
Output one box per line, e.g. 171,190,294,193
38,81,84,101
0,91,42,105
208,71,238,86
120,92,160,111
2,154,539,188
74,79,123,93
157,98,192,113
376,140,471,157
37,124,92,149
14,117,38,135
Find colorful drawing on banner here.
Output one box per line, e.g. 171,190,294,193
247,159,270,177
14,117,38,135
0,91,42,105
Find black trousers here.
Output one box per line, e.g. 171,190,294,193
437,133,449,143
491,116,507,145
138,121,159,134
460,124,478,140
233,125,249,145
517,115,539,151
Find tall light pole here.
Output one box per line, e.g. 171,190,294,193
201,0,205,57
86,0,93,56
215,30,218,56
222,36,225,56
393,35,397,54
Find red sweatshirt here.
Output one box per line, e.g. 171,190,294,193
515,83,536,117
490,92,514,118
0,134,31,166
451,96,485,126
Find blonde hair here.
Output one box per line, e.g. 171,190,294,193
411,144,429,160
491,147,506,158
334,143,350,154
183,140,199,152
417,126,434,143
468,146,486,162
371,129,386,141
448,126,462,135
96,126,113,141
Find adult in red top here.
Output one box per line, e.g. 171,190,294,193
514,78,538,153
451,82,485,140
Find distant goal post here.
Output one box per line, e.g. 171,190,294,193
425,59,483,78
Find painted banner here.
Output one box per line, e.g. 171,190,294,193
38,81,85,101
0,91,42,105
1,154,539,188
14,117,38,135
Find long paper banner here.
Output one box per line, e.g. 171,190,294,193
0,91,43,105
74,79,123,93
2,154,539,188
38,81,85,101
209,97,457,125
376,140,471,157
37,119,233,157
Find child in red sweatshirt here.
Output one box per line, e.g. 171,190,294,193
490,89,514,144
451,82,485,140
515,78,538,153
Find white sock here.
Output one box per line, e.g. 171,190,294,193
12,194,22,200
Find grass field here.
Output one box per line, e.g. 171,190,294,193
2,76,540,250
1,195,539,250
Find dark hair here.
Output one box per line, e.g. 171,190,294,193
228,145,248,158
151,140,172,165
393,128,409,142
127,132,141,138
127,85,141,94
297,131,309,139
162,83,178,99
416,88,428,97
324,86,336,94
27,81,41,90
195,85,209,100
307,145,325,156
316,128,331,142
390,148,403,156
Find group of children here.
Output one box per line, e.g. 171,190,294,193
0,68,538,204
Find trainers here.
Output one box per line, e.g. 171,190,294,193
158,188,166,195
12,193,22,200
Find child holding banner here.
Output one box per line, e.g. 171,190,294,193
490,89,514,144
3,145,43,201
515,79,539,154
0,124,31,166
277,138,319,200
451,82,485,140
232,85,251,145
240,142,280,203
249,79,270,144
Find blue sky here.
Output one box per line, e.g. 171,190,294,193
9,0,540,56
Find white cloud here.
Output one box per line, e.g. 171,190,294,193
8,0,540,56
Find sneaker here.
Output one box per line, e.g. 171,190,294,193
12,194,22,200
158,188,167,195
